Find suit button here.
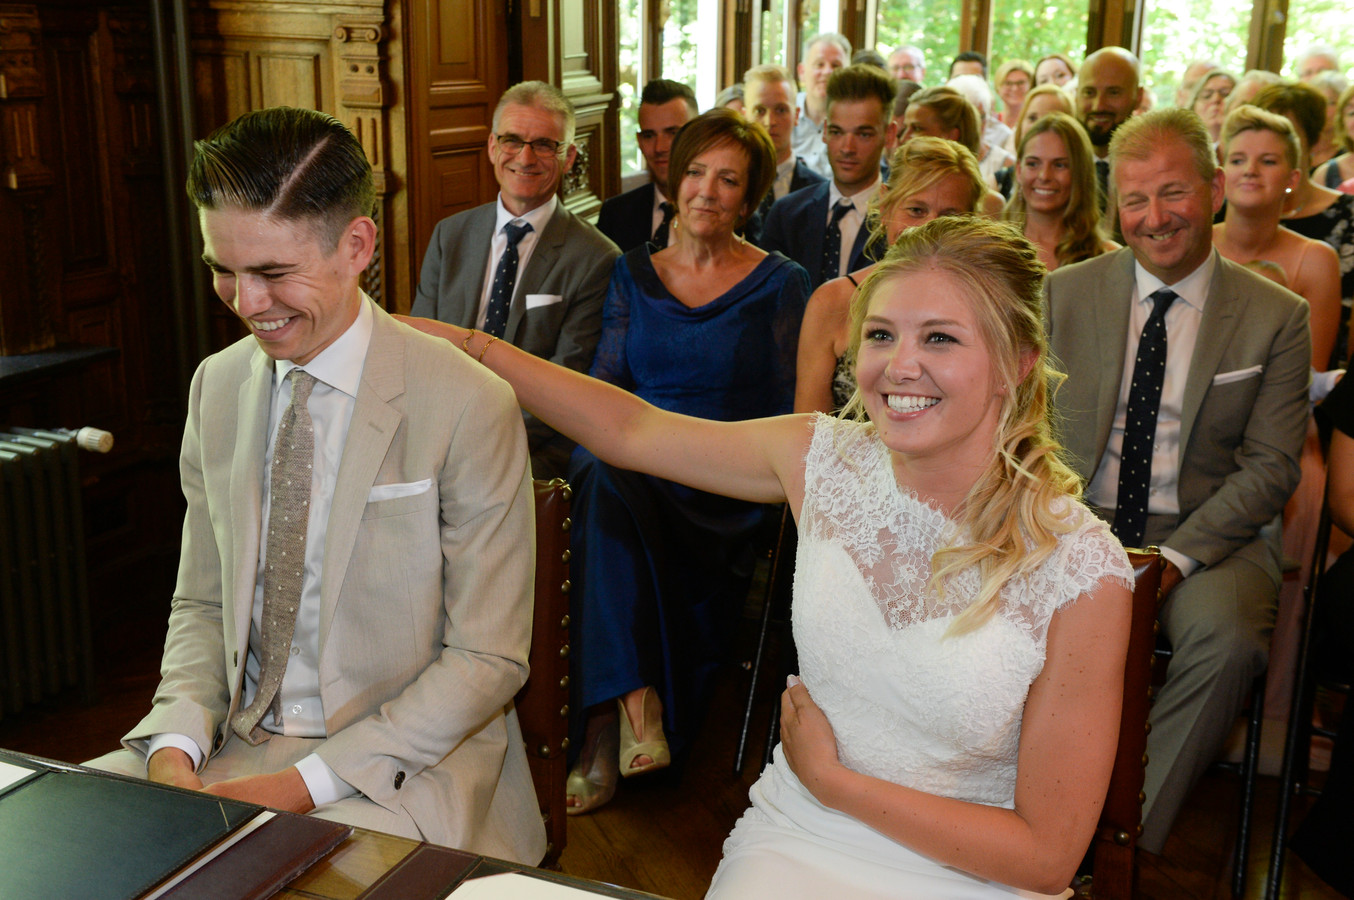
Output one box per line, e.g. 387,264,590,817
393,771,405,790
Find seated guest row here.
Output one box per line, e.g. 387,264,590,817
88,41,1339,896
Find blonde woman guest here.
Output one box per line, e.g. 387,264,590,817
900,87,1005,216
1313,82,1354,192
405,216,1132,899
1034,53,1077,88
795,137,986,413
997,84,1075,195
1003,112,1118,271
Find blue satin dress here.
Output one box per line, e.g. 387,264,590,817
567,244,810,757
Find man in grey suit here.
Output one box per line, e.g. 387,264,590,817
1046,107,1310,854
411,81,619,478
88,107,545,863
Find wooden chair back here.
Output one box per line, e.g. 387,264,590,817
1083,547,1163,899
514,478,573,868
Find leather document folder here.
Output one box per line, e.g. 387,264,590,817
160,809,351,900
0,767,260,900
355,842,479,899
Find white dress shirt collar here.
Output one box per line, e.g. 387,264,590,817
495,193,556,236
274,291,374,396
1133,250,1216,316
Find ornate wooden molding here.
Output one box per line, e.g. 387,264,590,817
331,10,390,304
0,4,53,192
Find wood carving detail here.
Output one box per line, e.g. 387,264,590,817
562,132,589,198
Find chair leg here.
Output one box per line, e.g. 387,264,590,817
1265,587,1323,899
1232,674,1266,898
734,507,793,776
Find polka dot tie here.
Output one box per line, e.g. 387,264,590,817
1112,288,1177,548
651,201,675,249
484,220,534,338
821,198,853,283
232,369,317,745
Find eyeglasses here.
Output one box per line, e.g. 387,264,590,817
494,133,565,157
1196,88,1231,103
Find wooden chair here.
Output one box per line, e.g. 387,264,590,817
514,478,573,868
1077,547,1163,900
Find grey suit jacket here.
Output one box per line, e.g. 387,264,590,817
411,200,620,477
1045,248,1310,580
123,302,546,863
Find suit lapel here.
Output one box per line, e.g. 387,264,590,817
230,351,273,654
1092,251,1138,459
318,302,404,647
454,205,496,327
1180,252,1242,456
506,204,569,339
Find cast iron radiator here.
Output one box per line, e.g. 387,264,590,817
0,427,112,722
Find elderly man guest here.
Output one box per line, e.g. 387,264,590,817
410,81,619,478
596,79,698,253
1046,106,1310,854
888,45,925,84
790,32,851,178
760,64,892,287
85,107,546,863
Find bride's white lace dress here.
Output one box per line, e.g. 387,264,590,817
706,415,1133,899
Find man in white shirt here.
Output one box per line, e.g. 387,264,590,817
87,106,546,863
410,81,619,478
596,79,698,253
761,64,892,288
743,64,826,235
790,32,851,179
1046,107,1310,855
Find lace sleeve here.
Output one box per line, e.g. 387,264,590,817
1041,507,1136,615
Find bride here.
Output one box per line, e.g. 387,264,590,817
404,216,1132,899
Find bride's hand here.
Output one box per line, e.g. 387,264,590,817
780,675,843,804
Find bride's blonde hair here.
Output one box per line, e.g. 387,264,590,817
840,217,1083,634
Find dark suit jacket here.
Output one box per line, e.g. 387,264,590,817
746,158,827,247
411,200,620,477
757,180,881,289
596,182,661,253
1045,247,1310,580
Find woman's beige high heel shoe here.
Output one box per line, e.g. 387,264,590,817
566,708,619,815
617,686,671,777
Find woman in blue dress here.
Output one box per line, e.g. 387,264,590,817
565,109,810,813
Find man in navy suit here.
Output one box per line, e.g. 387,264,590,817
595,79,698,253
743,64,827,239
759,64,893,288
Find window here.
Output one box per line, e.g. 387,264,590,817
618,0,642,176
988,0,1088,81
1138,0,1252,109
875,1,961,87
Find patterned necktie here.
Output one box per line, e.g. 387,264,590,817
821,199,853,282
232,369,318,745
1112,288,1177,547
484,221,533,338
651,201,675,249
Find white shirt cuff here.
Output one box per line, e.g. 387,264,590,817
146,733,204,771
1159,545,1200,578
295,753,357,808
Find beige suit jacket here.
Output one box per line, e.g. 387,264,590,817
123,301,546,862
1045,247,1310,580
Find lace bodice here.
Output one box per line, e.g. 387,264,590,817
794,414,1133,807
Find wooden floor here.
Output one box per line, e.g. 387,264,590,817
0,613,1344,900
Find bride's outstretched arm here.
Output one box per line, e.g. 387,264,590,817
780,576,1131,895
399,316,810,509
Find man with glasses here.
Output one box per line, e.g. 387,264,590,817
412,81,619,478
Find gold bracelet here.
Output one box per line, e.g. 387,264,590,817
477,335,499,363
461,328,477,354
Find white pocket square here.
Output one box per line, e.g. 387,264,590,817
525,293,563,310
367,478,432,502
1212,365,1264,385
